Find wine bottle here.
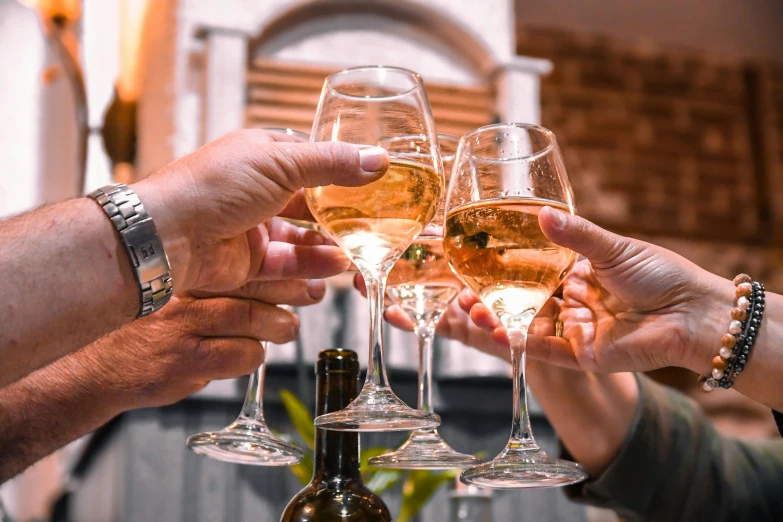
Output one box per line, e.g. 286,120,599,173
280,349,392,521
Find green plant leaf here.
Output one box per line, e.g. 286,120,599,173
360,447,393,482
361,447,405,495
279,389,315,451
366,468,405,495
398,470,458,522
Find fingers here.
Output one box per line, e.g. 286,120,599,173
278,190,316,222
468,302,501,332
526,335,580,369
384,304,415,332
539,206,643,270
353,272,393,305
267,141,389,191
355,272,367,297
267,217,326,246
257,242,350,280
191,279,327,306
185,298,299,344
457,289,481,313
188,337,265,381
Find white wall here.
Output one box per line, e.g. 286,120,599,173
0,0,79,218
517,0,783,61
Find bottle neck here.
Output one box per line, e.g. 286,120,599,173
312,369,362,483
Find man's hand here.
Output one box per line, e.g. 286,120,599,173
134,130,389,293
0,130,383,386
0,231,337,482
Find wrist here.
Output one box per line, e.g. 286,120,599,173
132,179,193,293
682,272,737,375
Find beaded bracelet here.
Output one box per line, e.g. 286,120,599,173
701,274,765,392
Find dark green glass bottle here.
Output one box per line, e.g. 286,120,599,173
280,349,392,522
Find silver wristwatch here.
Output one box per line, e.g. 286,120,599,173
88,184,173,317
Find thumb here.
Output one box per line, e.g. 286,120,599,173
269,141,389,189
539,206,642,269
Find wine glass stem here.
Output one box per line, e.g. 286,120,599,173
413,324,436,414
364,272,390,389
507,321,535,447
238,342,267,423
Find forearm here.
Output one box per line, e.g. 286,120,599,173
0,184,189,387
560,374,783,521
528,362,638,476
0,199,138,385
0,346,124,483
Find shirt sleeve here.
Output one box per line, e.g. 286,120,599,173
562,374,783,521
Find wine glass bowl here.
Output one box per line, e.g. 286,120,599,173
304,66,443,432
444,123,586,488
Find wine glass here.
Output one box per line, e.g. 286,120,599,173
304,66,444,431
370,135,478,468
187,316,304,465
444,123,587,488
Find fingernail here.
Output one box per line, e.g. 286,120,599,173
546,206,567,229
306,279,326,300
359,146,389,173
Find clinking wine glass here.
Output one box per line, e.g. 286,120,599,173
444,123,587,488
187,309,304,465
187,130,312,464
370,135,478,468
304,66,444,432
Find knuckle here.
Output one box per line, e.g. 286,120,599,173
269,310,299,343
184,335,213,363
245,345,266,373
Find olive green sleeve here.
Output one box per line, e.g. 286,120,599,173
562,374,783,521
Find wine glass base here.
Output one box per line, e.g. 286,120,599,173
459,446,587,489
314,387,440,432
369,430,478,469
187,419,303,466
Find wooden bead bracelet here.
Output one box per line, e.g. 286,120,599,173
701,274,765,392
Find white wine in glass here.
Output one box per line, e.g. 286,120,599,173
445,123,587,488
307,158,441,267
445,198,575,318
304,66,444,432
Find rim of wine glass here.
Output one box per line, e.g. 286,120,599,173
263,127,309,141
379,133,458,162
325,65,425,101
459,122,557,164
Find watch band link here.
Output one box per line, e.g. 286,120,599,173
88,184,173,317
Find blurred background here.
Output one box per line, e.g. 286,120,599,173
0,0,781,521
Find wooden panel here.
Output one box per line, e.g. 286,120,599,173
69,373,588,522
245,59,496,139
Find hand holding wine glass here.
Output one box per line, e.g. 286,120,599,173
462,209,735,376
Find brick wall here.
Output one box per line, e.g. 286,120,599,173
517,26,783,289
518,26,783,436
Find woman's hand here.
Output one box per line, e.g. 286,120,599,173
454,208,734,375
